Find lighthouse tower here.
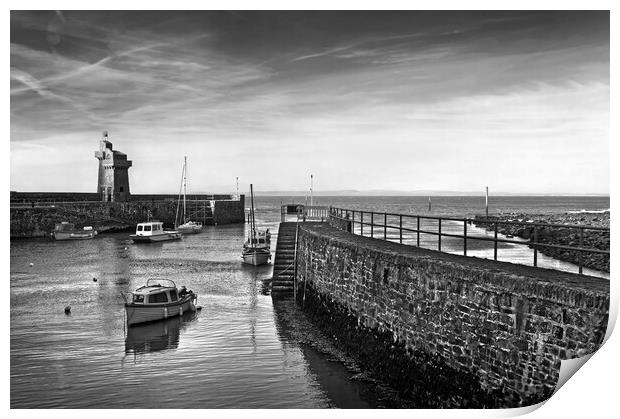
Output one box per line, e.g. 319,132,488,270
94,131,132,202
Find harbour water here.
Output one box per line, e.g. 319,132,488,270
10,196,609,408
11,226,380,408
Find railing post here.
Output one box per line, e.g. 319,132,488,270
352,211,355,234
533,226,538,267
463,220,467,256
438,218,442,252
371,212,374,238
384,212,387,240
417,217,420,247
494,222,498,261
399,215,403,244
579,227,584,275
360,212,364,236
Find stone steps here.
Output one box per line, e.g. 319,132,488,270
271,222,298,294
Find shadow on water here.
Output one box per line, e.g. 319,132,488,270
124,311,199,355
271,295,380,408
239,261,273,296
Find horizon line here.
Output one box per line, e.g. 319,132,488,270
9,189,610,197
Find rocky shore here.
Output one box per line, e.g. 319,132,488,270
473,211,610,273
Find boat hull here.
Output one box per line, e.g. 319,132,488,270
52,231,97,240
125,296,196,326
130,232,182,243
177,226,203,234
242,249,271,266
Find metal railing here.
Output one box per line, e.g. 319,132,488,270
281,204,330,222
329,207,609,276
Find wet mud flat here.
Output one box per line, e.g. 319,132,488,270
273,297,420,408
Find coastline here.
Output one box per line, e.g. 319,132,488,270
474,211,610,273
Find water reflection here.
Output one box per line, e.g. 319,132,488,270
125,311,198,355
271,295,378,408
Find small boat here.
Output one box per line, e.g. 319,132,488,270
177,220,203,234
242,246,271,266
51,222,97,240
125,279,197,326
175,156,203,234
242,184,271,266
130,221,182,243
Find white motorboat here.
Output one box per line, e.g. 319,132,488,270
125,279,197,326
130,221,181,243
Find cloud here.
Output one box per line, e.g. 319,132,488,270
9,11,609,193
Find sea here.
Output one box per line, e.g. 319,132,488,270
10,195,610,408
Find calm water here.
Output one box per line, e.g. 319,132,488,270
11,226,377,408
255,195,610,217
10,196,610,408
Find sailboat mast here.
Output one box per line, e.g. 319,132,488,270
175,159,185,228
183,156,187,223
250,184,256,248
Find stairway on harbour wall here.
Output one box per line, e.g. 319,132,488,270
271,222,298,293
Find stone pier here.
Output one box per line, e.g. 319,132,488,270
293,223,609,407
10,195,245,238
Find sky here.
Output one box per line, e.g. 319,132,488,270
9,10,610,194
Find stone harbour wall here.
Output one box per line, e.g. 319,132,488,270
11,201,177,238
10,198,244,238
213,196,245,225
294,223,609,407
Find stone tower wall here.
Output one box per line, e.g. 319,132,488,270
94,133,132,202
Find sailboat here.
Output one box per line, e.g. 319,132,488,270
242,184,271,266
175,156,203,234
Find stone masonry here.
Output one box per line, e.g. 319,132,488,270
10,197,245,238
94,131,132,202
294,223,609,407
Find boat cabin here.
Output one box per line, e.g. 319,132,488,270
247,229,271,249
135,221,165,236
54,222,76,232
130,279,185,305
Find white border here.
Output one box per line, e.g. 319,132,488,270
5,2,616,418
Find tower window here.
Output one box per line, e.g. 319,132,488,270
119,186,124,192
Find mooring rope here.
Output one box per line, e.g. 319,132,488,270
273,262,295,276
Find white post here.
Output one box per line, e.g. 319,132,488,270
310,174,313,206
485,186,489,217
236,177,239,200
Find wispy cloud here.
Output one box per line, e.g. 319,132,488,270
9,11,609,193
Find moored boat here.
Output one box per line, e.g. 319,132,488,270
175,156,203,234
242,246,271,265
177,220,203,234
242,184,271,266
130,221,182,243
125,279,197,326
51,222,98,240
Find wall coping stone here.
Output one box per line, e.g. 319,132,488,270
298,223,609,309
